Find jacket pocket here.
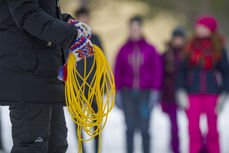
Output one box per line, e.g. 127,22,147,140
33,47,62,78
21,47,39,73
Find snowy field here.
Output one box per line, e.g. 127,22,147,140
1,100,229,153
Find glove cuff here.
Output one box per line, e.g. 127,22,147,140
58,65,67,82
70,30,87,52
69,19,92,39
68,19,79,25
69,19,84,31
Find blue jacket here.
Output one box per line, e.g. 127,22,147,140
177,49,229,94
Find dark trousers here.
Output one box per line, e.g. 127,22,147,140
121,88,151,153
0,109,3,150
161,102,179,153
75,101,99,153
9,105,68,153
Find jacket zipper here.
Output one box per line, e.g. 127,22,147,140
200,69,207,93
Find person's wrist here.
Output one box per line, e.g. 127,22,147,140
68,19,77,24
66,16,74,23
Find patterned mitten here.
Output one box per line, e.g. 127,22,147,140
68,19,92,39
58,30,94,82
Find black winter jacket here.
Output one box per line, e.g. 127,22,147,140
0,0,78,105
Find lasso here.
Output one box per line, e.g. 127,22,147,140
64,44,115,153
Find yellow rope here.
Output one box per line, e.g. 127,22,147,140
65,44,115,153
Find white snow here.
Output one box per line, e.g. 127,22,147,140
1,100,229,153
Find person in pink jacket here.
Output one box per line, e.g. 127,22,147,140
114,16,163,153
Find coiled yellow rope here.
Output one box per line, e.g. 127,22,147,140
65,44,115,153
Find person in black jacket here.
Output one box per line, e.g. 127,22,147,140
74,8,104,153
0,0,93,153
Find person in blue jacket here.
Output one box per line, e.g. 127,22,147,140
0,0,93,152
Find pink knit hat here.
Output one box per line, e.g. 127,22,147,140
195,16,218,32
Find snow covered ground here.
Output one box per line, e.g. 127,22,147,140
1,100,229,153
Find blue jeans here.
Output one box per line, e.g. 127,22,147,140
121,88,151,153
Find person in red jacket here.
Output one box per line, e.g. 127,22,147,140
177,16,229,153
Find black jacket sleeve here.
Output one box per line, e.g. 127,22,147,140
7,0,78,48
61,13,74,22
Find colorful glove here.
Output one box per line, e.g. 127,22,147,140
176,89,189,110
58,30,94,82
115,92,123,109
68,19,92,39
149,90,160,109
215,92,228,114
70,29,94,61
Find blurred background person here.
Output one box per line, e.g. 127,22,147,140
176,16,229,153
74,8,103,50
161,27,187,153
74,7,104,153
114,16,163,153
